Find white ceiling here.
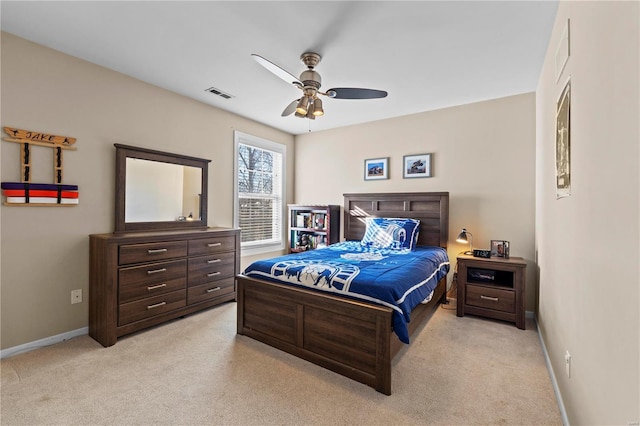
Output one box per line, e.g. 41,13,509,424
1,1,558,136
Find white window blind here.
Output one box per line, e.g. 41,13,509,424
234,132,286,253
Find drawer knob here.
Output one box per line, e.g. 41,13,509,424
207,242,222,247
147,301,167,310
147,248,168,254
207,259,221,264
206,287,221,293
147,283,167,291
147,268,167,275
480,295,499,302
207,272,221,277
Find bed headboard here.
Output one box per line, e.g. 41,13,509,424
343,192,449,248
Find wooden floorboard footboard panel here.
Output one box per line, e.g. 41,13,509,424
237,275,394,394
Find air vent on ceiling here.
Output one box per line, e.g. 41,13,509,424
205,86,234,99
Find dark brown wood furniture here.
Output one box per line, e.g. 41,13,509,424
237,192,450,395
288,204,340,253
90,228,240,347
90,144,239,347
114,143,210,233
456,255,526,329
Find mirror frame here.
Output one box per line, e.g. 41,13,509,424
114,144,211,233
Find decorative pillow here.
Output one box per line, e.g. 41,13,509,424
360,217,421,250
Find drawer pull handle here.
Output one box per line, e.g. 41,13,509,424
207,242,222,247
480,295,499,302
147,301,167,310
147,268,167,275
207,259,221,264
206,287,221,293
147,283,167,291
147,248,168,254
207,272,221,277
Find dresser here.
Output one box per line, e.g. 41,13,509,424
89,227,240,347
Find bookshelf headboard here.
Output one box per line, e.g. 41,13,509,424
343,192,449,248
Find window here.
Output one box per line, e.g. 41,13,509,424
234,131,286,255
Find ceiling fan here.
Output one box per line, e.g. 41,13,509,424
252,52,388,120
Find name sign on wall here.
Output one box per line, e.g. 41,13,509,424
2,126,79,206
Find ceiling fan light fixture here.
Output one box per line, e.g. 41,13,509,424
312,97,324,116
295,96,310,115
305,107,316,120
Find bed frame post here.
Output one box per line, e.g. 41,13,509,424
376,315,392,395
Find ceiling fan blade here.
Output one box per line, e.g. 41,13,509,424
326,88,388,99
282,99,299,116
252,54,301,86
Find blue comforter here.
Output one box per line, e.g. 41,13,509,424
242,241,450,343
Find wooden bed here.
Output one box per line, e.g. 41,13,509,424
236,192,449,394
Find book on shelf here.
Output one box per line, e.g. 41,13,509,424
313,213,326,230
295,213,312,228
292,232,328,251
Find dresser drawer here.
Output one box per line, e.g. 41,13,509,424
119,259,187,288
119,241,188,265
119,276,186,304
118,289,186,326
188,252,236,286
188,236,236,256
466,285,515,313
187,277,235,305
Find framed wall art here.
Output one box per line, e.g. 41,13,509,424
364,157,389,180
556,78,571,199
403,153,432,179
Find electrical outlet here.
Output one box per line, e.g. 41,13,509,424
71,289,82,304
565,350,571,378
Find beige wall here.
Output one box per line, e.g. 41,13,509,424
0,32,295,350
536,2,639,424
294,93,537,310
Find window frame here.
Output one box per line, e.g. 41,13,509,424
233,131,287,256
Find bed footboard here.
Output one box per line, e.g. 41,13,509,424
236,274,395,394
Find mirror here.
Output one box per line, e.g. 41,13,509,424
114,144,210,233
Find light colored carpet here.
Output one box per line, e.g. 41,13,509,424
1,301,561,425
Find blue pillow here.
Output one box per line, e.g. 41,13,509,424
360,217,421,250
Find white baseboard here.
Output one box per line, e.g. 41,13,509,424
535,318,570,425
1,327,88,359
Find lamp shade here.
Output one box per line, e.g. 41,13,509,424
295,96,310,115
456,228,470,243
456,228,473,255
312,97,324,116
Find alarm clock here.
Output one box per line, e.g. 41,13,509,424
473,249,491,258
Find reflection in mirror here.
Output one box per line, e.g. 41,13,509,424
125,158,202,223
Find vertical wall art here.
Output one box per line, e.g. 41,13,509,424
556,79,571,199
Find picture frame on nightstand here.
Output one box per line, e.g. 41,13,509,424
490,240,510,258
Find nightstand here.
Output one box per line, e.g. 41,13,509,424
456,255,527,329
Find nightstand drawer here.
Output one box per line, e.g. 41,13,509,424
466,285,515,313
